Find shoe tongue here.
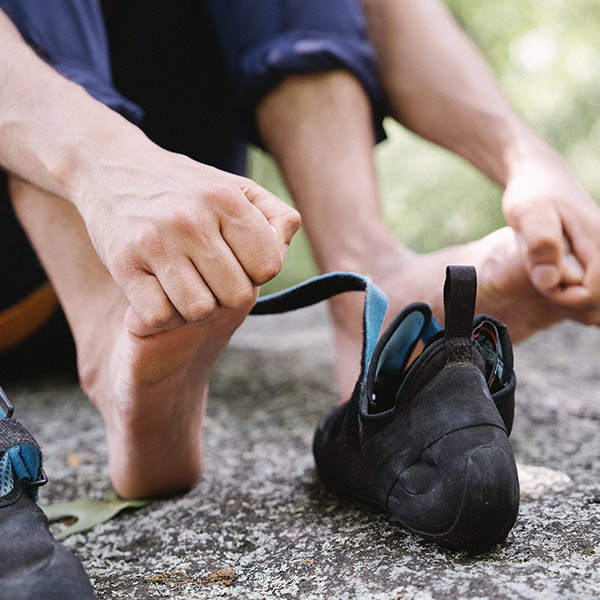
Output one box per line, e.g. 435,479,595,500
376,310,435,380
443,265,477,365
368,305,441,413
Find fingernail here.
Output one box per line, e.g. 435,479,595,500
281,244,289,262
532,264,561,289
563,254,584,282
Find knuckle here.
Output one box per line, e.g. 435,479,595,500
169,207,203,235
184,297,217,323
285,206,302,232
137,224,167,254
222,285,256,310
251,255,282,285
143,302,177,329
110,252,138,281
207,182,241,208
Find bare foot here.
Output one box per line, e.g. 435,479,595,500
8,176,258,499
79,295,252,499
329,227,600,400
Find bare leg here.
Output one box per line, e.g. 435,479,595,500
9,178,253,498
257,71,406,398
256,72,599,400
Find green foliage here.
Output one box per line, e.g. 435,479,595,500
251,0,600,291
448,0,600,162
44,493,150,540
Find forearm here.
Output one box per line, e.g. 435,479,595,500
362,0,554,186
0,10,152,213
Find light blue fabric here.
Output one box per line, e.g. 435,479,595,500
376,311,427,379
375,311,443,380
360,276,388,375
0,454,14,497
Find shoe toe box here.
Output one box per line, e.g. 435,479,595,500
388,426,519,551
0,492,97,598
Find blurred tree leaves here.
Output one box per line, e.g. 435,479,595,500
448,0,600,156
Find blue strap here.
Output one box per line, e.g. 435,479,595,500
252,272,388,381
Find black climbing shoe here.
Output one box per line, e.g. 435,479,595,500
312,266,519,550
0,386,97,599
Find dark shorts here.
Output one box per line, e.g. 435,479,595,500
0,0,384,316
203,0,386,143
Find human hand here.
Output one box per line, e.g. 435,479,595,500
502,152,600,321
78,148,301,336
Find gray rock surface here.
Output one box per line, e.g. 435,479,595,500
5,307,600,599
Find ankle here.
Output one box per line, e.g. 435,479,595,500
318,232,413,276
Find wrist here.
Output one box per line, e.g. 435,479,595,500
64,103,155,216
499,124,562,185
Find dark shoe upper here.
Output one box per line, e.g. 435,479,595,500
0,388,97,600
313,266,519,551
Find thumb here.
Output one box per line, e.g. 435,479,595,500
513,209,564,291
242,181,302,258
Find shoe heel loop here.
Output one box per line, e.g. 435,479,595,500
443,265,477,366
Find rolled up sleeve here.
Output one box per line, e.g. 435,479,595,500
0,0,143,123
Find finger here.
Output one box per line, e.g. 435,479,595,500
219,195,286,286
240,180,302,257
514,210,564,291
540,283,592,307
124,305,171,337
561,253,585,286
153,259,221,324
571,228,600,300
123,271,186,333
189,243,258,311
